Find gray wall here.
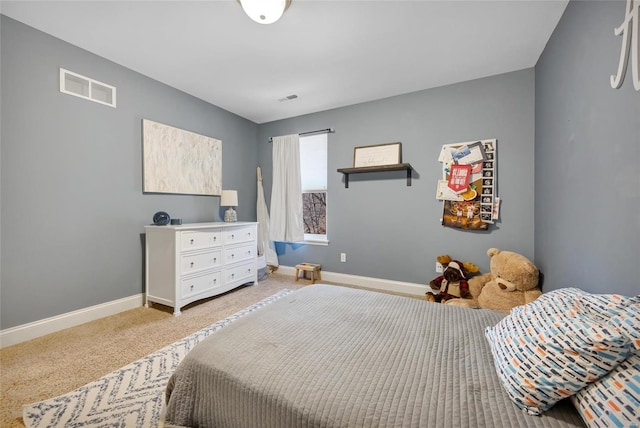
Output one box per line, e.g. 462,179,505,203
4,1,635,331
257,69,536,283
1,16,258,329
535,0,639,296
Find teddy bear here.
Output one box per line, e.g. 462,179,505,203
426,255,479,303
446,248,542,313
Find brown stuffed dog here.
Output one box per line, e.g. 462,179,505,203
446,248,541,313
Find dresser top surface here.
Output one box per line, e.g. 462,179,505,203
145,222,257,231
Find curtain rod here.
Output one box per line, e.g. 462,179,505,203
268,128,335,143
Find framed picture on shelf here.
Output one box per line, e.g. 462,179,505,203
353,142,402,167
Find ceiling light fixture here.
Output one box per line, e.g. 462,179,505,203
237,0,292,25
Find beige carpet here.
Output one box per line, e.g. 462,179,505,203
1,273,315,428
1,273,416,427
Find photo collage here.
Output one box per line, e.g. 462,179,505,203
436,139,498,231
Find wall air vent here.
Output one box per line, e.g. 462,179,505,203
60,68,116,108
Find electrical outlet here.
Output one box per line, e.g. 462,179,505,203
340,253,347,263
436,262,444,273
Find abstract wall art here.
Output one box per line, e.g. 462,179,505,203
142,119,222,196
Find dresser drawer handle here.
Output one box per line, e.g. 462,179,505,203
190,284,194,291
190,239,194,244
190,262,194,268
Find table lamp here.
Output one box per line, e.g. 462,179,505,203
221,190,238,222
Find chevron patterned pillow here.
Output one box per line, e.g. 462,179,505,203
485,288,632,416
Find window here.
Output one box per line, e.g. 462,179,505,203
300,133,328,243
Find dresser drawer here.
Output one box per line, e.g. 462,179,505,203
180,230,222,251
224,261,256,286
180,270,221,298
180,249,221,273
223,243,255,265
222,227,255,245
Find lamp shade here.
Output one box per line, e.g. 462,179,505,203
239,0,290,24
220,190,238,207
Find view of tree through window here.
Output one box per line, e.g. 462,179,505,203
300,133,328,241
303,192,326,234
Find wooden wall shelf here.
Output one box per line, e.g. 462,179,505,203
337,163,413,188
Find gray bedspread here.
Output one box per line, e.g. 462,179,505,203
165,284,585,427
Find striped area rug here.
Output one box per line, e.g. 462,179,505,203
22,289,293,428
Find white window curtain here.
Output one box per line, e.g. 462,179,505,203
256,166,279,268
270,134,304,242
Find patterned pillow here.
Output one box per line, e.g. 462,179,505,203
571,353,640,427
581,291,640,321
570,290,639,355
607,304,640,355
485,288,631,416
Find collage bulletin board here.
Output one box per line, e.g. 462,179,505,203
435,139,499,230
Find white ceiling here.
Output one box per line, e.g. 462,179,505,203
1,0,569,124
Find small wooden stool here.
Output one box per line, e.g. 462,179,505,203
295,263,322,284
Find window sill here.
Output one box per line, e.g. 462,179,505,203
302,239,329,246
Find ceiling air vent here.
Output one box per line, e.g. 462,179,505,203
278,94,298,102
60,68,116,108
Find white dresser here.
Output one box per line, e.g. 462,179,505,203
144,222,258,315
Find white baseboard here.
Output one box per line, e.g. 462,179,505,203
0,294,144,349
1,270,425,349
279,265,426,297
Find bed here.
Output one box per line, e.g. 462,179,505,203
163,284,611,427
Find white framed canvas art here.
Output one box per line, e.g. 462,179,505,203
142,119,222,196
